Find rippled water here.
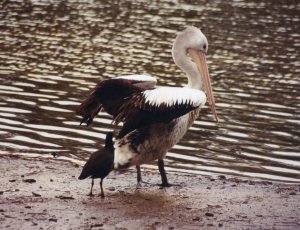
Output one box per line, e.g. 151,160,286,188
1,0,300,182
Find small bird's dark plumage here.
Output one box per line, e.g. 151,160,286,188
78,132,114,197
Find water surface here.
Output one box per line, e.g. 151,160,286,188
0,0,300,182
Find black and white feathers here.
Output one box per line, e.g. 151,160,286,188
77,75,206,138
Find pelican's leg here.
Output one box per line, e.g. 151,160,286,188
135,165,151,190
99,178,105,198
158,159,171,187
136,165,142,183
136,165,142,190
89,178,94,196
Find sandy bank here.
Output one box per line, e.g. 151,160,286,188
0,155,299,229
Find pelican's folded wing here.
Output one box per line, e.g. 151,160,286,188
116,87,207,137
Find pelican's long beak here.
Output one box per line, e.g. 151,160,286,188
188,48,218,122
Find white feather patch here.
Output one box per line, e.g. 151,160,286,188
114,140,136,168
143,87,206,108
116,75,157,89
116,74,157,83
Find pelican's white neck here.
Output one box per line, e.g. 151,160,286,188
172,41,204,90
172,46,203,90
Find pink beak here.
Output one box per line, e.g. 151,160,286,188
188,48,218,122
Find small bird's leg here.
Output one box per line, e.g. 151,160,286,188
158,159,171,187
99,178,105,198
89,178,94,196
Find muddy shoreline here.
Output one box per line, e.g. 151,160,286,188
0,155,299,229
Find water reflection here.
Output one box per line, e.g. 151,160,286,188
0,0,299,182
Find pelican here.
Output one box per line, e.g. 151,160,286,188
77,26,218,187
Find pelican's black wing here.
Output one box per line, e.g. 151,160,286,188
77,77,206,138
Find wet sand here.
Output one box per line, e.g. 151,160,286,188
0,155,299,230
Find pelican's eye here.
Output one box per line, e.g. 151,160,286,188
203,44,207,50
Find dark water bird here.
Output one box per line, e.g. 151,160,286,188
77,26,218,187
78,132,114,197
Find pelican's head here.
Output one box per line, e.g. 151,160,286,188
175,26,208,53
172,26,218,121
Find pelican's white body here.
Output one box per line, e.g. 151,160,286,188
114,108,201,168
113,74,206,168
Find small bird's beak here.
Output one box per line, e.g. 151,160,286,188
188,48,218,122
